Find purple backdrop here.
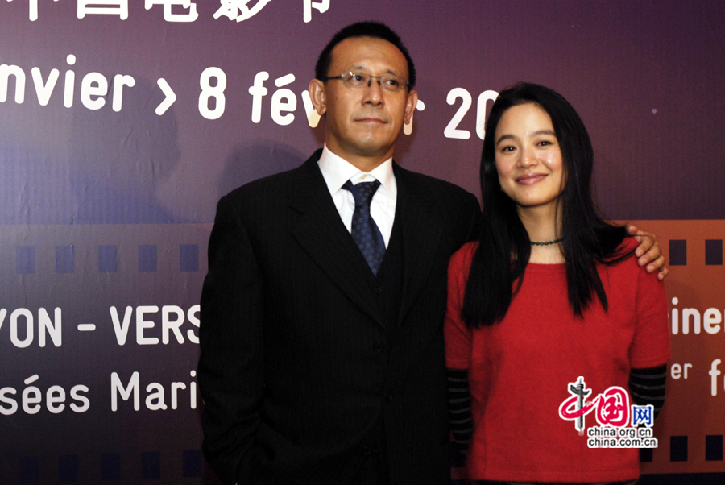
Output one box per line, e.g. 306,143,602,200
1,0,724,483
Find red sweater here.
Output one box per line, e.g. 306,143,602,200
445,240,670,483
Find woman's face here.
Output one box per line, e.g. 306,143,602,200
493,103,565,210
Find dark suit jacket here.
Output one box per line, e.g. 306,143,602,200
198,149,480,485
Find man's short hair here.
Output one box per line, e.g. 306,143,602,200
315,21,416,90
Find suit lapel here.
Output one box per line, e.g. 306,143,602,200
289,152,384,327
394,165,444,325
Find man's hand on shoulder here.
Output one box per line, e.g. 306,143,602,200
627,225,668,281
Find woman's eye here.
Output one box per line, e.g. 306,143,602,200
501,146,516,152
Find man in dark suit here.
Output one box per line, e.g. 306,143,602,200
198,22,664,485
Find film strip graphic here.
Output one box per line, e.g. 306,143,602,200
14,451,207,484
669,238,723,267
1,224,212,484
1,224,211,278
647,222,725,477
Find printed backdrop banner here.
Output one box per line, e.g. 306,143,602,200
1,1,724,483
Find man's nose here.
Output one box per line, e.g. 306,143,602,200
363,78,384,103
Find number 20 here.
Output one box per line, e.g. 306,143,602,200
444,88,498,140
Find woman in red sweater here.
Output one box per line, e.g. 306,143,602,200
445,83,669,484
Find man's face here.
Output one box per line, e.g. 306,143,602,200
310,36,418,169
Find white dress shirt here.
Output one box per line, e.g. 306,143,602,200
317,146,396,247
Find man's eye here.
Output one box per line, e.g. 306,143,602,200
350,73,365,82
383,78,400,87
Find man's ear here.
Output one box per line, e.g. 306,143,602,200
403,89,418,125
308,79,326,116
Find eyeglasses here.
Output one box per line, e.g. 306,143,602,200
323,71,409,92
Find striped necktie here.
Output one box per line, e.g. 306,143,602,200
343,179,386,274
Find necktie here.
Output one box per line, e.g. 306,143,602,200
343,180,386,274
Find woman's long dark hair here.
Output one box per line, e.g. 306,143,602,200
462,82,634,328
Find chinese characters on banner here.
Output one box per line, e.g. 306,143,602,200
6,0,330,23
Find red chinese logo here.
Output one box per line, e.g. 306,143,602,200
558,377,630,432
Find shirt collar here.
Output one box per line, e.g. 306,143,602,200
318,146,396,198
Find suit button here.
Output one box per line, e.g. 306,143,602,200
362,445,372,455
373,342,385,352
385,392,393,402
374,287,382,295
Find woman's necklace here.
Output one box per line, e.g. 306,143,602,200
530,237,563,247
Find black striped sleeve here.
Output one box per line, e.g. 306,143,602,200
629,364,667,419
447,368,473,454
